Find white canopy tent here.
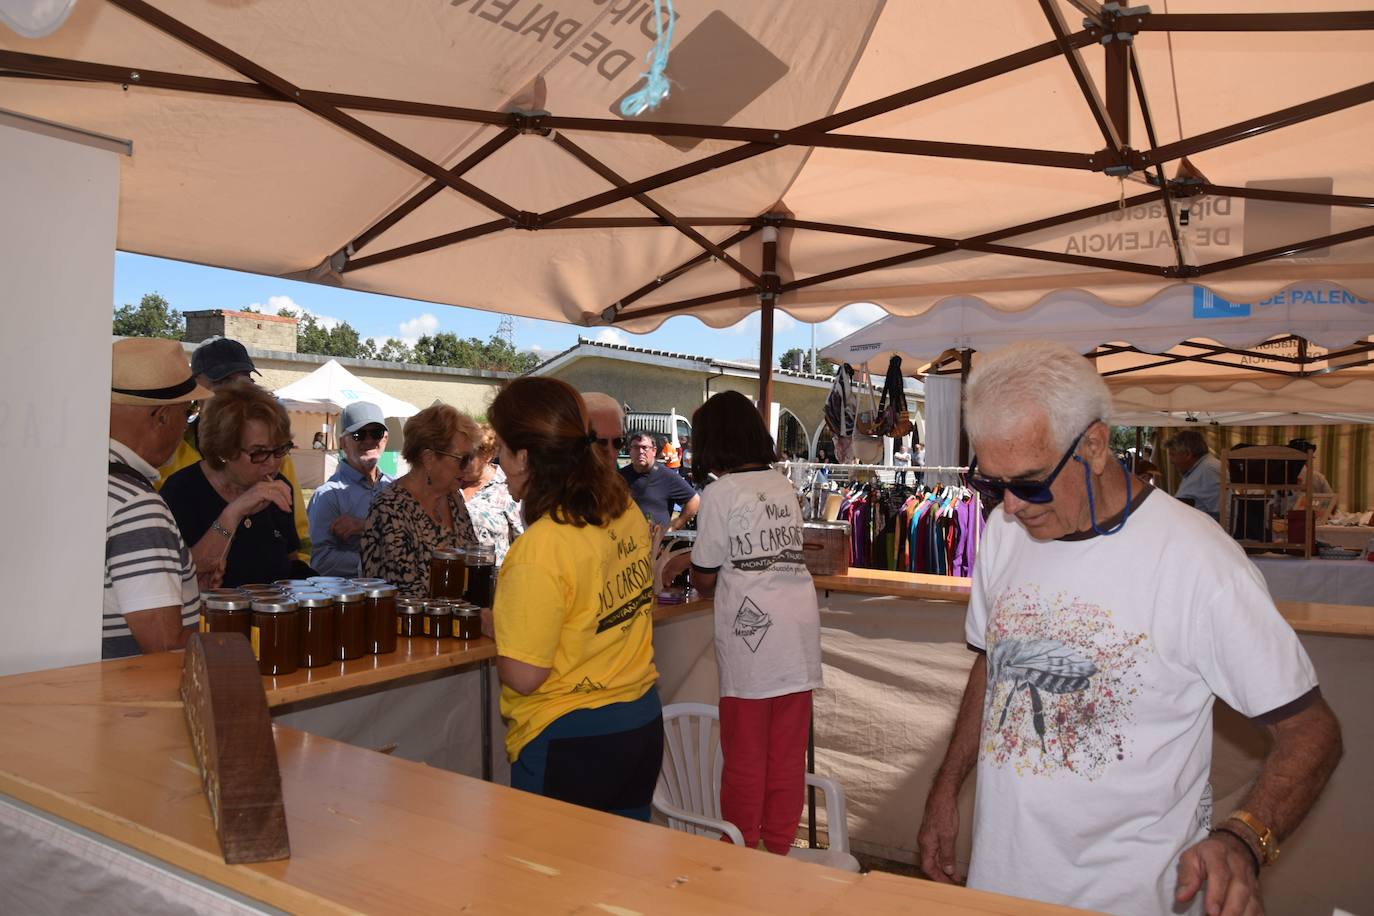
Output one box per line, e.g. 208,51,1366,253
274,359,421,421
822,280,1374,426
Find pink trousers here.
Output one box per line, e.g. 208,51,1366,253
718,691,813,854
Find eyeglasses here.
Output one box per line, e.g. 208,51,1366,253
185,401,200,422
594,436,627,451
968,423,1095,507
433,448,479,466
630,441,656,452
245,442,294,464
349,426,387,443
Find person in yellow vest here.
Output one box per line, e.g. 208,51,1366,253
156,337,311,565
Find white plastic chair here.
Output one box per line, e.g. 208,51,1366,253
654,702,861,872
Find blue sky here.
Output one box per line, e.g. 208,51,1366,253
114,252,885,367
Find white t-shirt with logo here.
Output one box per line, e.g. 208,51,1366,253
965,488,1317,916
691,469,822,699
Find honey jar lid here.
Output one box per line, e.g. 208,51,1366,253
273,579,315,587
306,576,350,585
292,591,335,608
453,606,480,618
203,593,251,611
431,548,464,560
349,577,388,587
424,602,453,616
464,544,495,561
251,597,299,614
397,596,427,614
322,586,365,603
360,582,398,598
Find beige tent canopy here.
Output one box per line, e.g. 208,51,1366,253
3,1,1373,406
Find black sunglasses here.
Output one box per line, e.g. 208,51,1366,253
433,448,479,466
968,423,1095,507
595,436,627,451
349,426,388,442
245,442,294,464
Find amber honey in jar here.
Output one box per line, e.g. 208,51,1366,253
325,586,367,660
250,597,300,676
200,592,251,638
361,582,399,655
397,596,427,638
294,592,335,668
428,548,467,599
423,601,453,639
463,544,496,607
453,604,481,641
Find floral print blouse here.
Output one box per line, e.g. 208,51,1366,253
463,465,524,566
360,483,477,596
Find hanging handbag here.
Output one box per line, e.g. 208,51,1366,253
877,355,914,439
854,369,889,437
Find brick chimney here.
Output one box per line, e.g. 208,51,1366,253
184,309,298,353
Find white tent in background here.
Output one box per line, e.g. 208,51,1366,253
822,281,1374,427
274,359,421,420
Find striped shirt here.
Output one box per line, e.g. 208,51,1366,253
104,440,201,659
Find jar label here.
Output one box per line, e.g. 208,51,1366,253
251,625,261,659
199,617,209,633
423,617,431,635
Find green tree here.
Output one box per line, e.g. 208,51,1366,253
112,292,183,339
779,347,836,376
290,311,371,359
412,333,542,372
374,339,414,363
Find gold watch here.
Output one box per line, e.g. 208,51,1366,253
1226,810,1280,866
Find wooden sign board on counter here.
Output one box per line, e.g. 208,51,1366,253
180,633,290,864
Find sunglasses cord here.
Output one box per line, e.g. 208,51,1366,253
1079,457,1132,536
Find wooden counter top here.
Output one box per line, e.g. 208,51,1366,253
811,570,1371,638
0,665,1090,915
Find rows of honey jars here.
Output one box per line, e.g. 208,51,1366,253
200,577,398,676
427,545,496,607
396,596,482,641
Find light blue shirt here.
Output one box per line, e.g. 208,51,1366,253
1174,452,1221,518
307,459,393,577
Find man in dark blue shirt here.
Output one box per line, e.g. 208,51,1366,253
618,432,699,530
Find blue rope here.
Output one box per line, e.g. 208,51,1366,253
1080,457,1132,536
618,0,676,117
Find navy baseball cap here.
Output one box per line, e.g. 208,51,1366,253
190,337,260,382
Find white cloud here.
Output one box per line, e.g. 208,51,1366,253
724,309,797,337
592,328,630,346
390,312,441,346
249,294,341,330
815,302,886,346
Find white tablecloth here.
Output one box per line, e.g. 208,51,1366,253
1316,525,1374,552
1252,555,1374,606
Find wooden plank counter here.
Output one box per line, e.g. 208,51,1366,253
0,662,1090,914
813,570,1372,638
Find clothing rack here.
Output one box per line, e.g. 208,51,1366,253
779,461,967,473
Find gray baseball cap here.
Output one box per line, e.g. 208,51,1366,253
340,400,386,434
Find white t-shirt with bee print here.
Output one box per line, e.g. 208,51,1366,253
965,487,1317,916
691,469,822,700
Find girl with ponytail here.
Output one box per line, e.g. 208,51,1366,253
486,378,663,820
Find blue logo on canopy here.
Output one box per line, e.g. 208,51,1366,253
1192,287,1250,319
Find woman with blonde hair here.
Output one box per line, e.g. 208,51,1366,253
162,380,306,588
458,424,523,566
360,403,478,594
487,377,661,820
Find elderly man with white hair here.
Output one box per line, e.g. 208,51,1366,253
916,341,1341,916
106,338,213,658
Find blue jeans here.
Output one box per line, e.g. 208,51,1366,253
511,686,663,821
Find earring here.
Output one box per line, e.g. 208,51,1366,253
425,472,432,486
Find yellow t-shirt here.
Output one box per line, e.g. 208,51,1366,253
494,503,658,761
157,427,312,563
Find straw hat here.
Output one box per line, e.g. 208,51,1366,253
111,338,214,406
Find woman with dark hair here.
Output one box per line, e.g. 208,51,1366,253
162,380,308,588
487,377,662,820
688,390,822,855
360,403,479,594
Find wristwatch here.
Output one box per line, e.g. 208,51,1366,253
1226,809,1280,866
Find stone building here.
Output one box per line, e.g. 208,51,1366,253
531,337,924,460
183,308,298,352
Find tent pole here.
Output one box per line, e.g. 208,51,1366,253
958,349,972,466
757,224,779,420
